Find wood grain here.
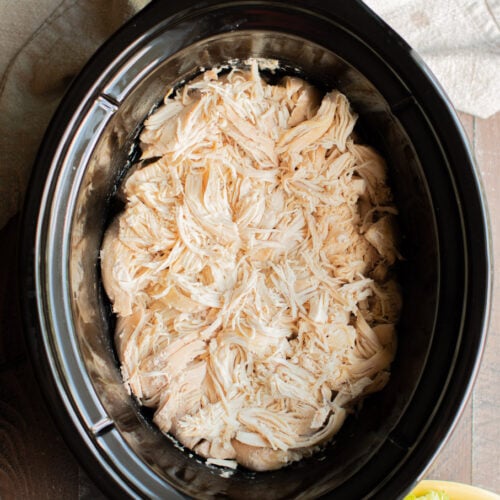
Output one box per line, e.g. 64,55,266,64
425,400,473,484
471,112,500,493
0,365,79,499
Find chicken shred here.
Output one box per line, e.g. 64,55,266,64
100,61,401,471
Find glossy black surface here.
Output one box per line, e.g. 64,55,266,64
20,1,491,498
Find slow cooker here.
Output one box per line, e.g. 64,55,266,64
20,0,491,498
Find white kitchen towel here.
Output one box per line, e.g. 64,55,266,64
364,0,500,119
0,0,499,230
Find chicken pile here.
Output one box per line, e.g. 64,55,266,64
100,61,401,471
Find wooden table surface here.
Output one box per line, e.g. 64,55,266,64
0,111,499,499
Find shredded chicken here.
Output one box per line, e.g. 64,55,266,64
100,60,401,471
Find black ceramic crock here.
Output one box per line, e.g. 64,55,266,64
20,1,491,498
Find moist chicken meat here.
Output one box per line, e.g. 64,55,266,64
100,61,401,471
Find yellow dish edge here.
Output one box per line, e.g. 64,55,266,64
412,480,500,500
